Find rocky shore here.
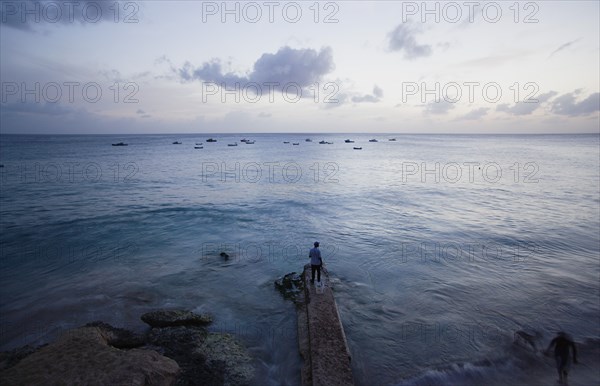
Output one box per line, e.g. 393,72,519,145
0,310,254,386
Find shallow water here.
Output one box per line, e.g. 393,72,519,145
1,134,598,385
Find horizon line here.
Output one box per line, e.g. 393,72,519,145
1,132,599,136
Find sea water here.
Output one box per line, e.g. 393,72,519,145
1,134,598,385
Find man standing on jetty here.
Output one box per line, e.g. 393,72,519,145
309,241,323,284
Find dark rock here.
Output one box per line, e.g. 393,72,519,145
194,333,255,386
219,252,229,259
148,326,223,386
1,311,254,386
275,272,304,302
148,326,208,353
141,309,213,328
148,326,254,386
86,321,146,348
0,326,180,386
0,345,41,371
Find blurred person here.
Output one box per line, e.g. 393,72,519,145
546,331,578,384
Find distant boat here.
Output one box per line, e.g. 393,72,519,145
305,138,312,142
369,139,378,142
292,143,299,146
112,142,128,146
228,143,238,147
206,138,217,142
194,146,203,149
344,139,355,143
319,140,333,144
196,142,203,145
240,139,248,142
283,141,290,144
245,141,255,144
388,138,397,141
173,141,182,144
353,147,362,150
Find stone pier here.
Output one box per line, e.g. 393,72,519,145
297,264,354,386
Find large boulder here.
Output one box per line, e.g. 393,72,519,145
274,272,303,302
0,326,180,386
195,333,255,386
146,325,255,385
141,310,213,328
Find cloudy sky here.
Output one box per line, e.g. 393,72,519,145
1,0,598,134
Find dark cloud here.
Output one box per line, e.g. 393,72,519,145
1,101,72,116
177,46,335,94
0,1,132,31
424,100,455,115
373,85,383,98
457,107,489,120
496,91,558,116
351,94,378,103
388,23,432,59
548,39,581,58
251,47,334,87
136,109,150,118
551,92,599,116
351,85,383,103
178,60,246,85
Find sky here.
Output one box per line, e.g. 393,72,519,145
0,0,599,134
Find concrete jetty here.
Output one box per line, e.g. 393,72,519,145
297,264,354,386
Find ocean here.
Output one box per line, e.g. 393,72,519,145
0,133,599,385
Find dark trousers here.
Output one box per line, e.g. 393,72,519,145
311,264,321,282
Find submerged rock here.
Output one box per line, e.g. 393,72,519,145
195,333,255,386
148,326,224,386
220,252,230,259
146,321,254,385
275,272,304,302
1,309,254,386
0,326,180,386
86,320,146,348
0,345,40,371
141,309,213,328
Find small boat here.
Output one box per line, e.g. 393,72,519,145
228,143,238,147
112,142,128,146
194,146,203,149
353,147,362,150
319,140,327,144
388,138,397,141
206,138,217,142
173,141,182,145
292,143,299,146
305,138,312,142
369,139,378,142
240,139,248,142
344,139,355,143
196,142,203,145
283,141,290,144
245,141,255,144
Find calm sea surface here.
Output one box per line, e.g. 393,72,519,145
1,134,599,385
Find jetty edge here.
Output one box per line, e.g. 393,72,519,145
297,263,354,386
